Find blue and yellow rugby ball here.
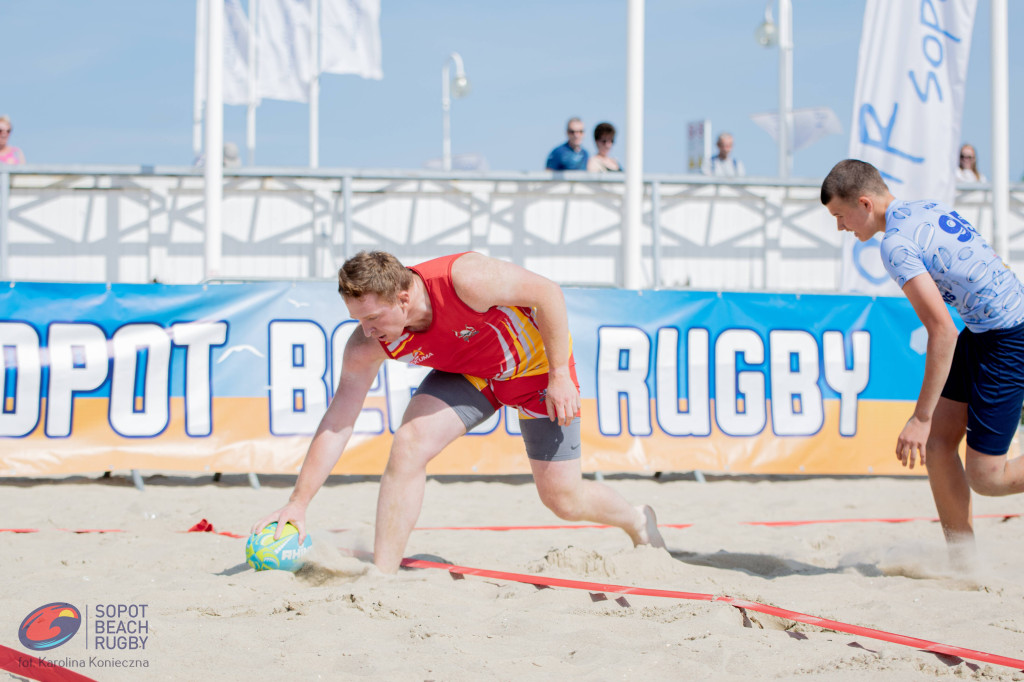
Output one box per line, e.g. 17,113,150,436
246,522,312,572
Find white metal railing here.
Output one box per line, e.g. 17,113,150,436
1,165,1022,290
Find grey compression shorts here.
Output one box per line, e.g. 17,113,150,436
415,370,581,462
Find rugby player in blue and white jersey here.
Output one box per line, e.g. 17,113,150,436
822,159,1024,566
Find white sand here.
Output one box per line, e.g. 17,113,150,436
3,472,1024,681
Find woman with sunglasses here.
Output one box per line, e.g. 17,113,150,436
0,116,25,165
587,122,621,172
955,143,985,183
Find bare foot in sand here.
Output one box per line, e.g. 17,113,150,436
631,505,666,549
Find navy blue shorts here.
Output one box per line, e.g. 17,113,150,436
941,321,1024,455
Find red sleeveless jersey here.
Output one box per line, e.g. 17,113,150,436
379,253,553,381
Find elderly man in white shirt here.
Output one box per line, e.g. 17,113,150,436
705,132,745,177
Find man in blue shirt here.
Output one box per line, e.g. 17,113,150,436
822,159,1024,568
545,118,589,171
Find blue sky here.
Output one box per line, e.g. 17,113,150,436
3,1,1022,180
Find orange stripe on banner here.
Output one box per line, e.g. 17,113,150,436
396,556,1024,672
0,644,97,682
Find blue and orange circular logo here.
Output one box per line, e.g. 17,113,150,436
18,602,82,651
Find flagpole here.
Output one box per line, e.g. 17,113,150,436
777,0,792,178
309,0,320,168
991,0,1009,266
623,0,644,289
246,0,258,165
193,0,207,162
205,0,224,279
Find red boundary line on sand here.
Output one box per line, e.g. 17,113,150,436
409,523,695,531
325,513,1020,533
0,644,97,682
4,513,1019,537
397,556,1024,672
744,513,1020,527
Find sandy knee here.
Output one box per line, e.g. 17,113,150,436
965,456,1014,496
539,488,584,520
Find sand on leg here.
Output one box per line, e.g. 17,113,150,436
373,393,467,573
529,457,666,549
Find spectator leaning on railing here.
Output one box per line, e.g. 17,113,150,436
0,115,26,165
545,117,589,171
705,132,744,177
955,143,986,183
587,122,621,173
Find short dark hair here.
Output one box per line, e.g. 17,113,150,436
820,159,889,205
337,250,414,303
594,122,616,142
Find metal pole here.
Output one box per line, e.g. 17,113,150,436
991,0,1010,265
342,174,353,260
623,0,645,289
442,60,452,171
651,180,661,289
309,0,320,169
246,0,258,166
778,0,793,178
0,171,9,278
205,0,224,279
193,0,206,163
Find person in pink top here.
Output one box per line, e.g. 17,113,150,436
0,116,25,165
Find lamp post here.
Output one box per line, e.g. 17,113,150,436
756,0,793,178
442,52,471,172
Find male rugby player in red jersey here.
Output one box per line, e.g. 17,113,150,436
255,251,665,572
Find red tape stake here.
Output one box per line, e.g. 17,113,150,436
397,556,1024,672
0,528,39,533
0,644,97,682
184,519,246,539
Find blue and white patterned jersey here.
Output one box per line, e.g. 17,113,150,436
881,199,1024,333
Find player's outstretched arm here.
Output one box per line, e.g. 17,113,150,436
897,273,959,469
451,253,579,425
252,330,385,541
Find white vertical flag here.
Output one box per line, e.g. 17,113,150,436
841,0,978,294
321,0,383,79
223,0,254,105
195,0,254,107
257,0,314,102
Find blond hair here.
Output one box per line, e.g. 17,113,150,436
337,251,414,303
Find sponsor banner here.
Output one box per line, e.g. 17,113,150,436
0,282,960,477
